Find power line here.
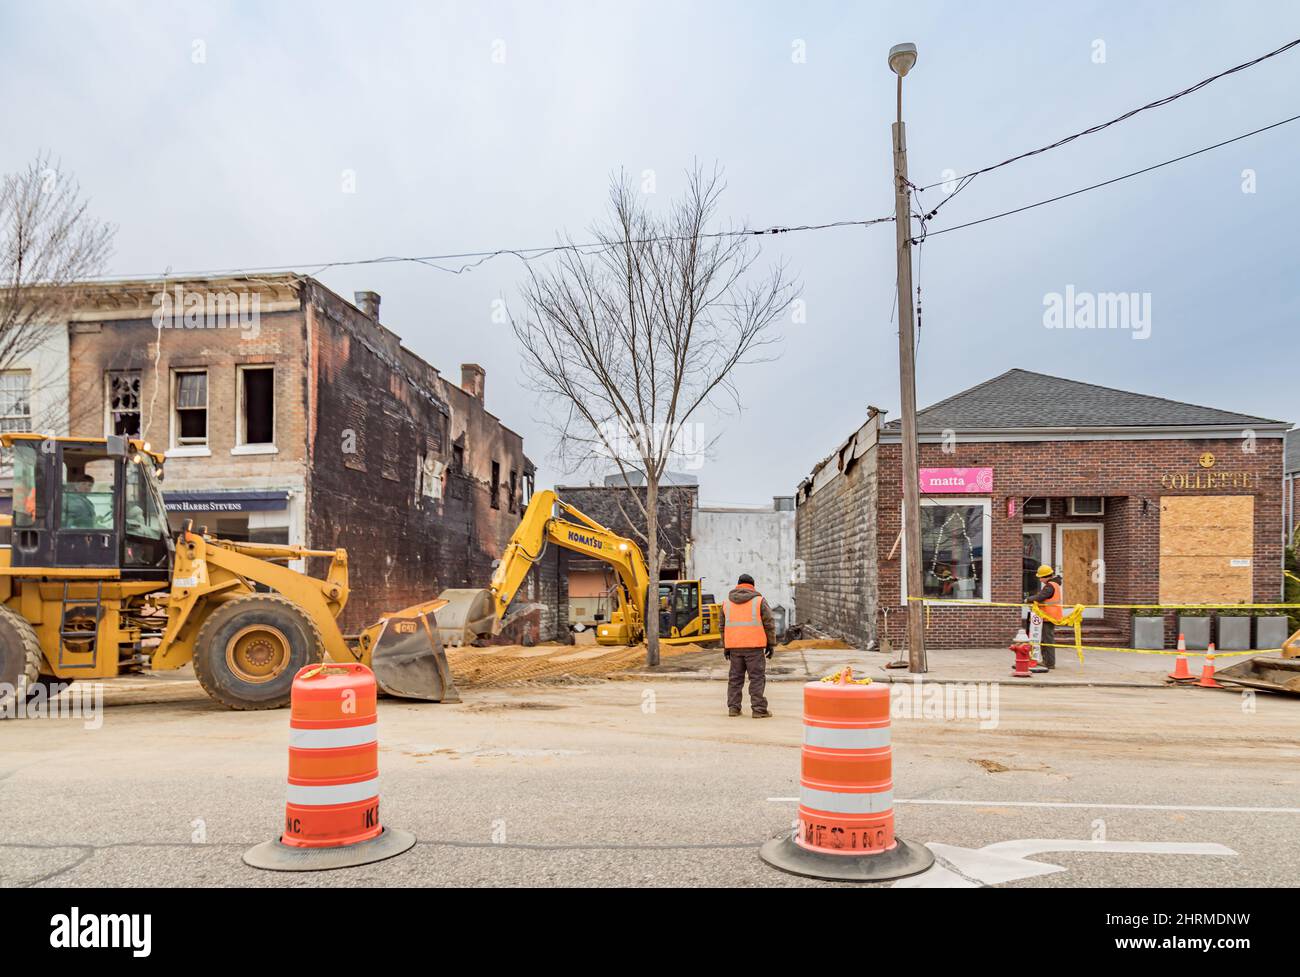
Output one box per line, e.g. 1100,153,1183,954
99,216,895,282
916,36,1300,191
918,112,1300,240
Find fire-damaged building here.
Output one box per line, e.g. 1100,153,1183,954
795,369,1290,651
56,273,561,636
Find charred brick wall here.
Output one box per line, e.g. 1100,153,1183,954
302,281,551,636
875,437,1286,650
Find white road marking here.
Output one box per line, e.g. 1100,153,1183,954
893,839,1238,888
765,797,1300,814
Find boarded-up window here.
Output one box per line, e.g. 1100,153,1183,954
343,400,366,472
1159,496,1253,604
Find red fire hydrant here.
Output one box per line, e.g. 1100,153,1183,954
1010,629,1034,678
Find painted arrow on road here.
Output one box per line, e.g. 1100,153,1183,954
893,839,1238,888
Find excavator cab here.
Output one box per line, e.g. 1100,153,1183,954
656,579,721,646
8,435,173,578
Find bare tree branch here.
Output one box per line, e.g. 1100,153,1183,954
511,163,799,664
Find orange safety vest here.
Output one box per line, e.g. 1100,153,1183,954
1040,581,1064,624
723,591,767,649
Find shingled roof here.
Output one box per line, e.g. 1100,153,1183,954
881,369,1286,434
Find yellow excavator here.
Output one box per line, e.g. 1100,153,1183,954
0,433,458,713
436,489,721,648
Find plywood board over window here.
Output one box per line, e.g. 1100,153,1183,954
1159,495,1253,605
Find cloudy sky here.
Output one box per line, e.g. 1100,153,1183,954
2,1,1296,504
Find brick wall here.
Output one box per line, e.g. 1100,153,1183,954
556,484,698,578
876,436,1286,649
794,437,878,648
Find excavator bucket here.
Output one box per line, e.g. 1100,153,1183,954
434,588,498,647
365,598,461,702
1213,657,1300,696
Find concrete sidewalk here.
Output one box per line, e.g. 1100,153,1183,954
627,644,1257,689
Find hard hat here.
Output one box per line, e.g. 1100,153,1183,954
1036,564,1054,578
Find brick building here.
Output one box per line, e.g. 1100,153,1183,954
58,274,559,635
796,370,1290,650
1286,429,1299,543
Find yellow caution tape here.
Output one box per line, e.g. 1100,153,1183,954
907,596,1300,610
1039,642,1262,658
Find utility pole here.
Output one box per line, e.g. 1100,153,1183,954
888,43,927,674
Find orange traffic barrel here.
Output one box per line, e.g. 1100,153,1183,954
244,663,415,871
760,669,934,882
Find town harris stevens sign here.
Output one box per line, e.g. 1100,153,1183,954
919,467,994,494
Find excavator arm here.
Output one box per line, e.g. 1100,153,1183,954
436,489,650,646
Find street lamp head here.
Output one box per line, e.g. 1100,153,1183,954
888,42,917,77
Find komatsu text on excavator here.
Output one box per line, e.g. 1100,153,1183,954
436,489,721,648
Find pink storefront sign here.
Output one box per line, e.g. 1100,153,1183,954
919,467,994,494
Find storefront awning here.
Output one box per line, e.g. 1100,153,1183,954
163,490,290,513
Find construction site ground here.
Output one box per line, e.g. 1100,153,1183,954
3,642,1298,888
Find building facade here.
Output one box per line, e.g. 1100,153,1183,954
59,274,558,635
1286,429,1299,544
691,498,797,633
797,370,1290,650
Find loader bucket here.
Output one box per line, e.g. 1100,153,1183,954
1213,656,1300,696
434,588,498,647
366,598,461,703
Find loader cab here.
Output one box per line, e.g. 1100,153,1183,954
7,436,173,578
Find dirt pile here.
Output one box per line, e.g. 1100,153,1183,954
446,641,702,687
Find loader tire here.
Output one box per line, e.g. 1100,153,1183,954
0,604,43,718
192,594,324,710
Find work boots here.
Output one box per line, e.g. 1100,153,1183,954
752,709,772,719
728,708,741,717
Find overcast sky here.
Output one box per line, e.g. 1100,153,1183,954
3,1,1297,505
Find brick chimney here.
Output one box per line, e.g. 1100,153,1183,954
461,363,485,402
354,290,381,320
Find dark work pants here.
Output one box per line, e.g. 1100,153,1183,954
727,650,767,712
1040,621,1056,668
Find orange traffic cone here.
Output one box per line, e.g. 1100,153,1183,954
244,662,415,871
1168,633,1195,682
1195,644,1223,689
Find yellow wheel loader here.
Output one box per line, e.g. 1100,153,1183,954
436,489,721,648
0,434,458,714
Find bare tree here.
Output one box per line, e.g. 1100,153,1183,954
513,164,798,664
0,153,115,432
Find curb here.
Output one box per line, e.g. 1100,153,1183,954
617,671,1171,690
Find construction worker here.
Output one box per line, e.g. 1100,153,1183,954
720,573,776,718
1026,564,1064,670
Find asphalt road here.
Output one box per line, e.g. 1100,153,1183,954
2,675,1297,887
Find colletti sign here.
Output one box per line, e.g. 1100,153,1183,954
918,467,994,494
1161,452,1258,490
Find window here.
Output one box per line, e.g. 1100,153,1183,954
0,370,31,433
905,498,991,602
238,366,274,445
1021,497,1049,518
60,451,115,531
125,460,167,542
418,448,444,501
508,469,518,513
173,371,208,445
107,371,141,437
1069,496,1105,516
452,442,465,473
490,461,501,509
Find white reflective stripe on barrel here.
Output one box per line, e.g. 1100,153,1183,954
803,725,890,750
285,777,380,807
289,723,378,750
799,785,894,815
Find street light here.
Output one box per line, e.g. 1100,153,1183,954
888,42,927,674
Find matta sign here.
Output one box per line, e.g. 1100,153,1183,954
919,467,993,494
